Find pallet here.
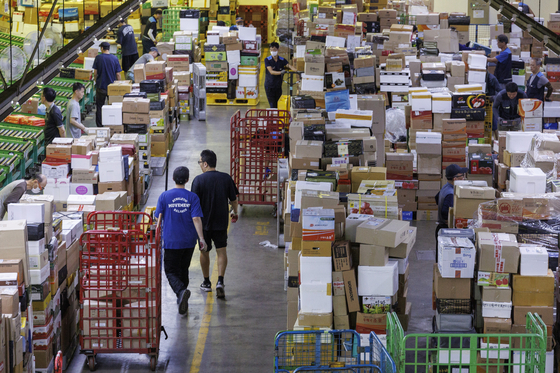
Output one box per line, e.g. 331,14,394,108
207,97,260,106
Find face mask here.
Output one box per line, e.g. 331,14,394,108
271,51,278,57
31,188,41,194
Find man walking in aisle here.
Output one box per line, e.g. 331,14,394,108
116,19,139,73
142,9,163,54
93,42,121,127
192,150,239,299
66,83,87,138
155,166,206,314
42,87,65,145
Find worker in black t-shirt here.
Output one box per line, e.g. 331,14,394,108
192,150,239,299
42,87,65,144
142,9,162,54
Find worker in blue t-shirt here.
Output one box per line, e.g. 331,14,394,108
488,34,512,91
155,166,206,315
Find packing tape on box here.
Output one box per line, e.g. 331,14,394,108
492,233,505,273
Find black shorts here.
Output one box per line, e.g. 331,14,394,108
203,230,228,251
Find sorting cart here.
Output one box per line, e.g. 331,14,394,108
230,109,289,207
79,211,166,371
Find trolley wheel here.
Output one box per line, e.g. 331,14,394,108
150,356,157,371
88,356,95,371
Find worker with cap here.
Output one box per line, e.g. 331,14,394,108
488,34,512,91
265,42,296,108
435,164,468,249
92,41,122,127
116,18,138,73
0,174,47,220
126,47,160,81
142,9,163,54
493,82,527,137
526,58,553,102
235,17,244,27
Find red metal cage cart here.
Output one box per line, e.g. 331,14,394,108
79,211,166,371
230,109,290,208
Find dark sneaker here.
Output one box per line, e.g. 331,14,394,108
216,282,225,299
200,281,212,292
178,289,190,315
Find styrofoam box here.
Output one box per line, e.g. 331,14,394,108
467,53,487,70
226,50,241,64
299,283,332,313
180,18,199,32
519,99,543,118
388,257,408,274
467,69,486,83
480,342,510,360
543,101,560,118
410,93,432,111
71,154,93,170
101,105,122,126
67,195,96,205
62,219,84,243
238,26,257,41
299,256,332,284
510,167,546,194
519,245,548,276
438,349,470,364
70,183,95,196
30,264,49,285
512,351,554,373
301,74,324,92
99,146,122,161
28,238,46,256
7,203,44,224
294,181,332,209
431,93,451,113
207,35,220,44
505,131,539,152
98,160,125,183
357,262,398,297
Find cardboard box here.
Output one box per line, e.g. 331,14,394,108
511,270,554,307
477,233,519,273
360,244,389,266
482,286,512,303
301,241,332,257
332,241,352,271
513,306,553,325
297,312,333,327
106,81,132,96
342,269,360,313
355,218,409,248
355,312,386,334
433,265,471,299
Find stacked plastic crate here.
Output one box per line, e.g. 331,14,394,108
193,63,207,121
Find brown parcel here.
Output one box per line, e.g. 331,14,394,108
389,227,417,259
0,220,30,285
297,312,333,327
360,244,389,266
512,270,555,307
433,266,471,299
355,218,409,248
332,241,352,271
481,286,512,303
477,232,519,274
483,317,511,343
343,269,360,313
333,295,348,316
513,306,553,325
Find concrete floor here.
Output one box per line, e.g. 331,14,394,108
66,86,437,373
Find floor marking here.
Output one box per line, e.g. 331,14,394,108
189,221,231,372
254,221,270,235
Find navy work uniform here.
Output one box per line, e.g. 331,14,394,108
142,16,158,54
493,47,512,88
526,71,549,102
264,55,288,108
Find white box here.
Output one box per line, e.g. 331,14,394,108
302,208,335,241
30,264,49,285
207,35,220,44
388,257,409,274
44,177,71,201
481,301,512,319
512,74,526,86
519,245,548,276
431,93,451,113
84,57,95,70
7,203,44,224
357,262,398,296
410,92,432,111
226,50,241,64
228,63,239,80
70,183,95,196
294,181,332,209
28,238,45,256
299,283,332,313
98,160,125,183
479,342,510,359
67,195,96,206
41,163,69,179
99,146,122,162
29,251,49,270
299,256,332,284
437,236,476,278
467,53,487,70
512,351,554,373
301,74,324,92
519,99,543,118
510,167,546,194
543,101,560,118
71,154,93,170
101,105,122,126
467,69,486,83
238,26,257,41
180,18,199,32
238,67,258,87
522,117,543,132
505,131,539,152
345,214,374,243
62,219,84,244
